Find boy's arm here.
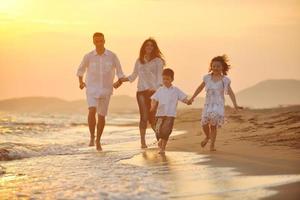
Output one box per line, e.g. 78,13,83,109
182,98,190,105
228,86,243,110
150,99,158,112
189,81,205,103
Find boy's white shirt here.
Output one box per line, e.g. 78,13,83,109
76,49,125,98
151,85,187,117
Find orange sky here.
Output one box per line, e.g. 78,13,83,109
0,0,299,100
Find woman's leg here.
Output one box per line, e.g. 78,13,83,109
201,124,210,147
210,125,217,151
136,92,149,148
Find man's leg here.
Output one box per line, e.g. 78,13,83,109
96,114,105,151
88,107,96,146
95,95,110,151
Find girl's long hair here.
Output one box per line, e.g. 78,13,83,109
209,54,230,75
139,38,165,65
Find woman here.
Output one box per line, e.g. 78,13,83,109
118,38,165,148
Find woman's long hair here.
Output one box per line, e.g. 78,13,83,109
139,38,165,65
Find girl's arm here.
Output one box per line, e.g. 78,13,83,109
188,81,205,104
228,86,243,110
150,99,158,112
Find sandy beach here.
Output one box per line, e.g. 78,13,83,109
168,105,300,199
0,106,300,199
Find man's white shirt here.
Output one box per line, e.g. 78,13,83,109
151,85,187,117
77,49,125,97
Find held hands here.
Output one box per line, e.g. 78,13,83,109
186,98,194,105
79,82,86,90
113,79,122,89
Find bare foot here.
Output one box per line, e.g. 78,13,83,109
96,143,102,151
158,150,165,154
201,138,209,148
89,138,95,146
141,144,148,149
210,146,216,151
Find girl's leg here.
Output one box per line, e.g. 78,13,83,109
137,92,149,148
210,125,217,151
201,124,210,147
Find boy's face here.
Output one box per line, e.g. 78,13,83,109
211,61,223,74
162,75,173,87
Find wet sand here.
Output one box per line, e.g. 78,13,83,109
167,105,300,199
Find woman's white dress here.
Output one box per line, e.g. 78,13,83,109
201,74,231,127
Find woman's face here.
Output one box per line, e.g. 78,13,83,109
144,41,154,54
211,61,223,75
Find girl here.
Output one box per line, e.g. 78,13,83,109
188,55,242,151
115,38,165,148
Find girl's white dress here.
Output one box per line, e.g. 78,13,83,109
201,74,231,127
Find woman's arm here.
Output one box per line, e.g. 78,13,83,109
121,60,139,83
155,58,164,88
228,86,243,110
114,60,138,89
188,82,205,104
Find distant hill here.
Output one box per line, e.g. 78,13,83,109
0,79,299,113
235,79,300,108
0,96,138,114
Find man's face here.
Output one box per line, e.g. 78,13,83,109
162,75,173,87
93,36,105,48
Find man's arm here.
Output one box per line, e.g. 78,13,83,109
77,54,88,89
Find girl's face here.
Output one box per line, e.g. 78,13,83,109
144,41,154,55
211,61,223,75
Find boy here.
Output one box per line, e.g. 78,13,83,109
150,68,190,154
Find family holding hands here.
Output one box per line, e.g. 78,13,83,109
77,32,242,154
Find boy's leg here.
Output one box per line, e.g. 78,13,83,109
201,124,210,147
158,117,174,153
210,125,217,151
155,117,163,147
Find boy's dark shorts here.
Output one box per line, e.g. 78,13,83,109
155,116,175,140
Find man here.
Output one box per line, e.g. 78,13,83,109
77,32,124,151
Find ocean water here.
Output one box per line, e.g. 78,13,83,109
0,112,300,200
